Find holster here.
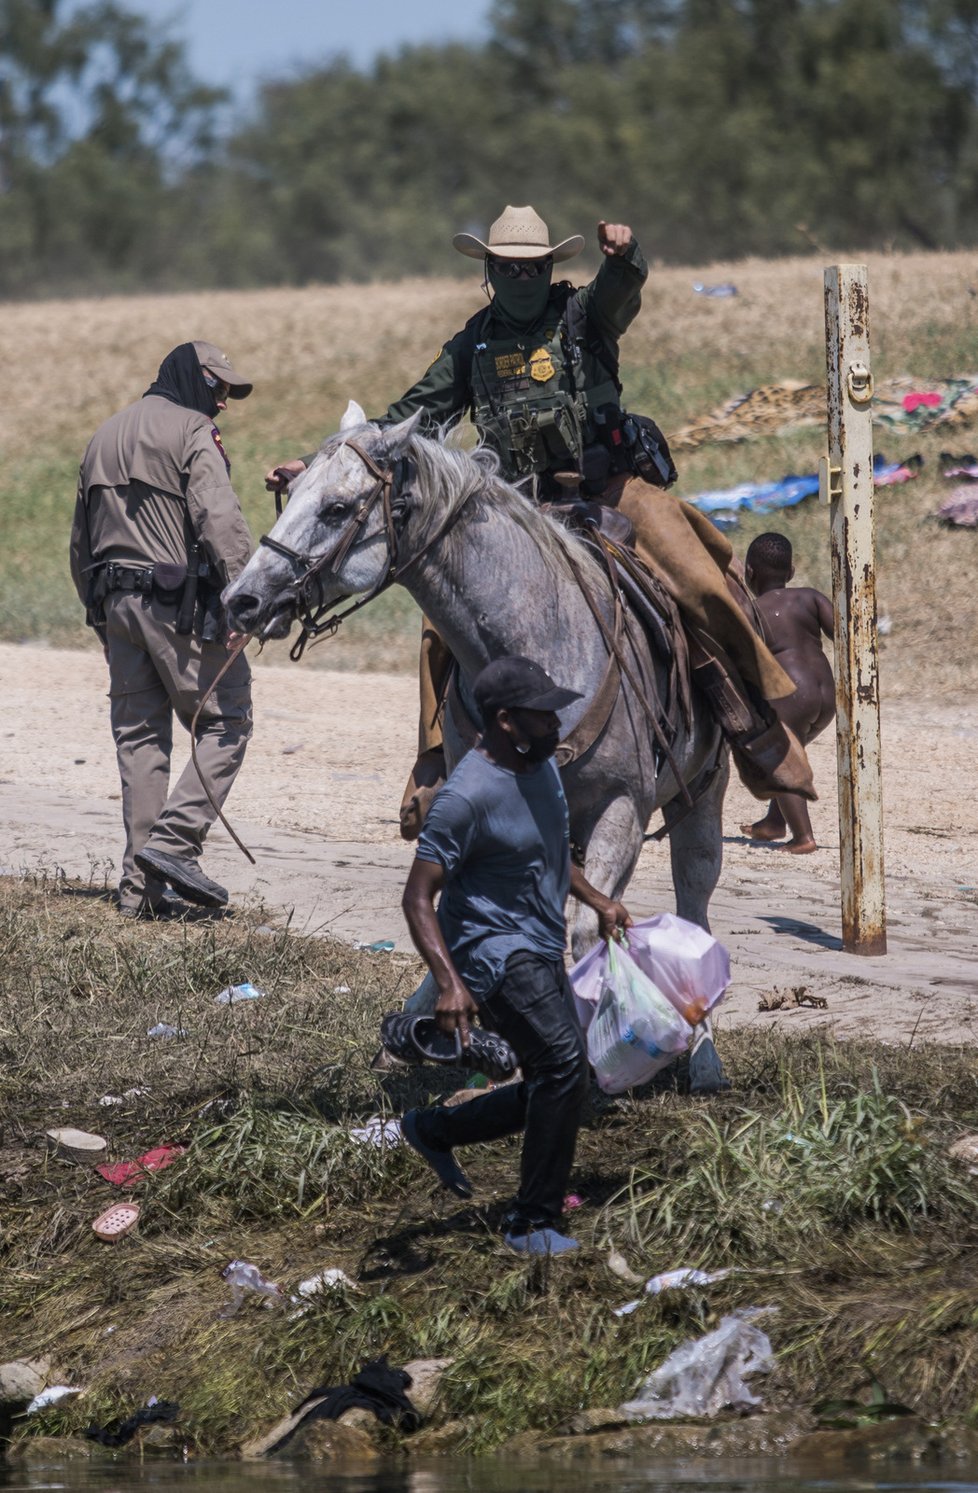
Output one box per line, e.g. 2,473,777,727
175,547,199,635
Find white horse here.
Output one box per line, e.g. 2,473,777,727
224,404,730,1091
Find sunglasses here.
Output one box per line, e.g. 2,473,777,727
488,256,553,280
202,369,230,401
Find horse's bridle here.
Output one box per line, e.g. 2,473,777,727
258,437,468,662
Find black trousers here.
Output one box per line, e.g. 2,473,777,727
416,951,589,1230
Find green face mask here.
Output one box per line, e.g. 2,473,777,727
488,264,553,327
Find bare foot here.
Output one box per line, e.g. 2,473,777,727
740,820,786,842
779,837,818,855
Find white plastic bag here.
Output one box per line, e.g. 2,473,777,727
586,938,692,1095
626,913,730,1025
619,1307,777,1420
570,913,729,1032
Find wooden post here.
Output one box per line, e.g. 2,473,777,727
821,264,886,955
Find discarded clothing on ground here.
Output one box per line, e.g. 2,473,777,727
936,488,978,527
940,451,978,480
97,1145,186,1186
670,375,978,453
85,1399,180,1447
684,452,919,517
294,1356,420,1436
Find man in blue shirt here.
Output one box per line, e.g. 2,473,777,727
401,655,631,1257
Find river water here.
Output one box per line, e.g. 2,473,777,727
3,1460,978,1491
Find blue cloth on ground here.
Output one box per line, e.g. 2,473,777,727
415,751,570,1001
685,454,910,516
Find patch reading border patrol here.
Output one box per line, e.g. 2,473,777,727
211,426,231,473
495,351,526,378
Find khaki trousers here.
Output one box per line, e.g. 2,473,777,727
414,480,794,757
104,593,252,908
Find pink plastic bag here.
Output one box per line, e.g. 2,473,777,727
570,914,730,1033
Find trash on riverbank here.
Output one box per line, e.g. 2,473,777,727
354,939,396,953
215,982,265,1005
620,1307,777,1420
146,1022,188,1039
613,1266,731,1317
220,1260,284,1317
607,1247,644,1285
948,1133,978,1174
349,1117,402,1149
26,1385,84,1415
84,1396,180,1447
45,1127,107,1164
97,1145,185,1186
296,1268,359,1299
91,1203,140,1241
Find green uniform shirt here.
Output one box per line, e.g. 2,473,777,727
383,238,648,486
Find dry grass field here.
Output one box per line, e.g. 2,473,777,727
2,248,976,686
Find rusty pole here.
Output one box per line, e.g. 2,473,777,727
821,264,886,954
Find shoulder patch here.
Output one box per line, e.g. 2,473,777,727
211,426,231,473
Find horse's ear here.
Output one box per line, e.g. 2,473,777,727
339,400,367,431
380,411,423,457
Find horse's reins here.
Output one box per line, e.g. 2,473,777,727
191,440,473,861
260,439,472,662
189,632,256,864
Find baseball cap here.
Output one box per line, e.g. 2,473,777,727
472,656,582,720
192,340,253,399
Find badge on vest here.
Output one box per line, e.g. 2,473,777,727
495,351,526,378
529,347,556,382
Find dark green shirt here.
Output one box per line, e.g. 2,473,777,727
383,239,648,482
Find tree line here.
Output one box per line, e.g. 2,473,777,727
4,0,978,297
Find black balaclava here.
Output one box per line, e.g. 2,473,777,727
144,342,220,420
487,260,553,329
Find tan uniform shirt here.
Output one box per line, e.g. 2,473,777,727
70,394,254,606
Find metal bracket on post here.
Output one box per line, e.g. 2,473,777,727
824,264,887,955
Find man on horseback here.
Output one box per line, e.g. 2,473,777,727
267,205,814,838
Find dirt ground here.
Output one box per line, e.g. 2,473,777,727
1,639,975,1045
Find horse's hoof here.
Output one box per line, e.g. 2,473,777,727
688,1038,732,1096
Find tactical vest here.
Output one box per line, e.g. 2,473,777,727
462,284,623,486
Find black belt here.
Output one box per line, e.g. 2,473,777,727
103,564,155,593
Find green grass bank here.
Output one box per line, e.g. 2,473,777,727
3,874,978,1463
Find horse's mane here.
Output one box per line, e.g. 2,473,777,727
406,428,606,589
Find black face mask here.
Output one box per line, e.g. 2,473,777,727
513,720,561,763
144,342,220,419
487,263,553,327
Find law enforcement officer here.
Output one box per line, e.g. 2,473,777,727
70,341,255,917
267,207,813,837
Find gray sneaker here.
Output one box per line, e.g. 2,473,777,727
134,849,228,909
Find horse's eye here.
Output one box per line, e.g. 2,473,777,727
325,500,347,518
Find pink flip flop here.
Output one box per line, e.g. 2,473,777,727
92,1202,140,1240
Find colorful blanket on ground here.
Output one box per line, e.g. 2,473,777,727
684,453,919,517
669,377,978,452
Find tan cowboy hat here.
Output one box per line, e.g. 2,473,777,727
453,205,584,263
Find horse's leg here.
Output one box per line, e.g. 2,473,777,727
663,753,732,1095
567,794,643,962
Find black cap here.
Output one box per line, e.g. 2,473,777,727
472,656,583,722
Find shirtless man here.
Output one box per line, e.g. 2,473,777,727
740,533,835,854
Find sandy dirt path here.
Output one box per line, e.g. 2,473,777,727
2,641,975,1044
